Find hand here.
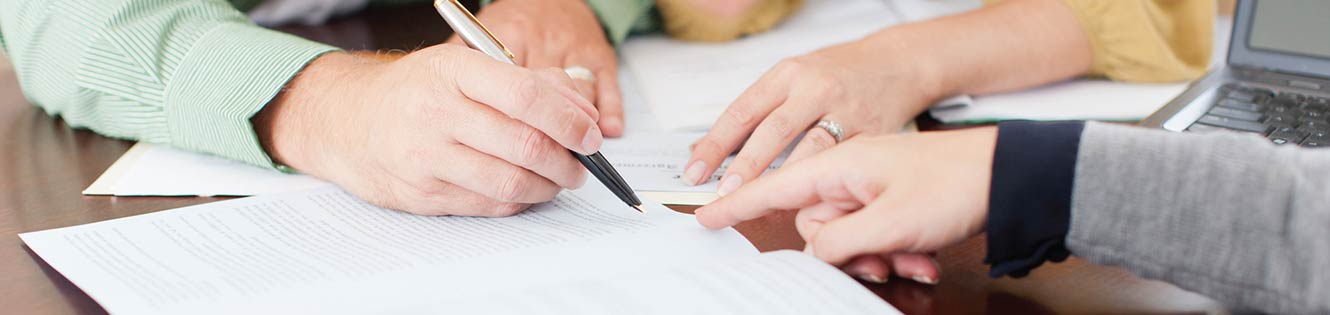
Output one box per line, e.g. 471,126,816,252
463,0,625,137
694,128,999,283
682,38,944,195
254,46,603,217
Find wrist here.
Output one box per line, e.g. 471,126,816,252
253,52,377,176
859,27,954,116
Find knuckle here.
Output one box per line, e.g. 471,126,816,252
806,129,837,150
692,136,727,157
730,157,764,175
776,58,807,74
764,114,800,139
512,128,549,167
722,105,758,127
556,109,586,139
508,72,540,110
489,203,529,217
806,76,843,97
495,170,530,202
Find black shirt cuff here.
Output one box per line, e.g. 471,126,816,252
984,121,1086,278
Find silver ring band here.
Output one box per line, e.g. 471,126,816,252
563,66,595,82
815,120,845,143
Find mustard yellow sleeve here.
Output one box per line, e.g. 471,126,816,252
1060,0,1215,83
654,0,803,42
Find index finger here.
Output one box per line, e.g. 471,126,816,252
695,153,834,229
684,69,791,185
446,53,603,154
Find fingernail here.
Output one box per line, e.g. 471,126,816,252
911,275,938,285
682,160,707,186
716,174,743,196
604,117,622,133
581,127,603,153
857,274,888,284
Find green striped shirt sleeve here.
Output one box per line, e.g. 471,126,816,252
0,0,337,169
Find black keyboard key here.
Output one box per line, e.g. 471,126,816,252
1226,90,1258,102
1299,119,1330,132
1216,98,1264,112
1186,123,1225,133
1224,85,1274,102
1207,106,1263,121
1263,114,1298,129
1196,115,1268,133
1268,128,1307,145
1306,97,1330,107
1301,133,1330,147
1275,93,1307,103
1266,103,1295,114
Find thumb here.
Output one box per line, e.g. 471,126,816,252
808,199,915,265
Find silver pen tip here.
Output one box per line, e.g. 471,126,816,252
632,204,644,213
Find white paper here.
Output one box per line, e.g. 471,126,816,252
407,250,901,315
21,186,760,314
929,80,1192,123
621,0,904,131
886,0,982,22
83,142,332,196
601,131,789,205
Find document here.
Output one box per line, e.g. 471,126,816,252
928,80,1192,123
23,186,762,314
602,131,788,205
83,142,332,196
621,0,904,131
403,251,901,315
22,186,897,314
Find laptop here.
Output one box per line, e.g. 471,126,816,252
1140,0,1330,148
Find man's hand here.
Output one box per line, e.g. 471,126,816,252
254,46,602,217
464,0,625,137
694,128,999,283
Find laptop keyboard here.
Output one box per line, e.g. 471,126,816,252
1187,84,1330,148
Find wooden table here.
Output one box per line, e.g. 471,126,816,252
0,3,1223,314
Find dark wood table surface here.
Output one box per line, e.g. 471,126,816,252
0,2,1224,314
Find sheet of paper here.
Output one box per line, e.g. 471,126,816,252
83,142,332,196
601,131,789,205
928,80,1192,123
621,0,904,131
886,0,981,22
21,186,757,314
404,250,901,314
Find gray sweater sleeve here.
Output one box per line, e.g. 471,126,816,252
1067,122,1330,314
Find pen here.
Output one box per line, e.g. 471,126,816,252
433,0,644,212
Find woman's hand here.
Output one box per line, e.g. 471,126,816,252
682,37,944,195
255,46,602,217
466,0,626,137
694,128,999,282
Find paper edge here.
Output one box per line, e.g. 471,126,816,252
640,191,717,206
83,142,150,195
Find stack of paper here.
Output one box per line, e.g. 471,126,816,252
22,186,899,314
